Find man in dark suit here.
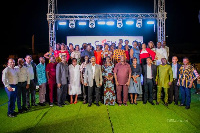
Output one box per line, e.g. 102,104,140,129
168,56,181,105
142,57,157,105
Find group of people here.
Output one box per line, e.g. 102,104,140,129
2,40,199,118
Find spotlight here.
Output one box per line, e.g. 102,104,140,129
98,21,106,25
126,21,134,25
106,21,114,25
69,20,75,28
58,21,66,25
117,19,123,28
89,20,95,28
78,21,86,25
147,21,155,24
136,19,142,28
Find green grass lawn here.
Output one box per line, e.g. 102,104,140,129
0,88,200,133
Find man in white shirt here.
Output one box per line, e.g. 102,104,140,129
2,58,18,117
15,58,30,112
24,55,37,107
162,41,169,59
155,42,168,65
142,57,157,105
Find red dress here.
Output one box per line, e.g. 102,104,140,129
94,50,102,65
139,48,156,64
125,50,130,61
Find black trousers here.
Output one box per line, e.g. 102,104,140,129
26,80,36,106
57,84,68,105
17,82,27,109
144,79,153,103
88,79,100,104
82,84,88,102
168,79,179,104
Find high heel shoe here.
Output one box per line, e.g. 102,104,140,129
134,100,138,105
74,101,77,104
70,101,73,104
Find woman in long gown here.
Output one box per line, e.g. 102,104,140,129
102,56,116,105
68,58,81,104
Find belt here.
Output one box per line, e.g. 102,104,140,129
18,81,27,84
10,84,17,86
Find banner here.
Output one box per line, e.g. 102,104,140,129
66,36,143,48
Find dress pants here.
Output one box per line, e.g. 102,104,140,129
39,83,46,103
116,85,128,104
57,84,68,105
144,79,153,103
49,83,57,103
5,85,17,115
88,79,100,104
180,86,191,106
82,84,88,102
168,79,179,104
157,87,168,103
26,79,36,106
17,82,27,110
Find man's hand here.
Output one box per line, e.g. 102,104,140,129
57,83,61,88
7,86,13,91
26,84,29,89
99,84,102,86
188,82,193,88
84,83,88,86
156,81,158,85
168,82,172,86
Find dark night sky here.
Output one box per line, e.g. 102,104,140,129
2,0,200,62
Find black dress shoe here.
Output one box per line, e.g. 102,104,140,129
22,107,28,111
174,103,178,105
96,103,100,106
149,102,155,105
32,103,38,106
88,104,92,107
156,102,159,105
39,103,46,106
18,109,23,114
62,103,68,105
143,102,147,104
58,104,63,107
185,106,190,109
165,103,168,106
7,114,16,118
179,104,186,106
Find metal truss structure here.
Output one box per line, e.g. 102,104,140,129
47,0,167,47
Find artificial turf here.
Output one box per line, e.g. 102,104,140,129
0,88,200,133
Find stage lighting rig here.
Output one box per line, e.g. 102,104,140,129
117,19,123,28
69,20,75,28
89,20,95,28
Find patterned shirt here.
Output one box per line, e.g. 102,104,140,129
113,49,126,63
178,65,196,88
36,63,47,85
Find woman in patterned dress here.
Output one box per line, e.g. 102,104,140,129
102,56,116,105
101,43,112,64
